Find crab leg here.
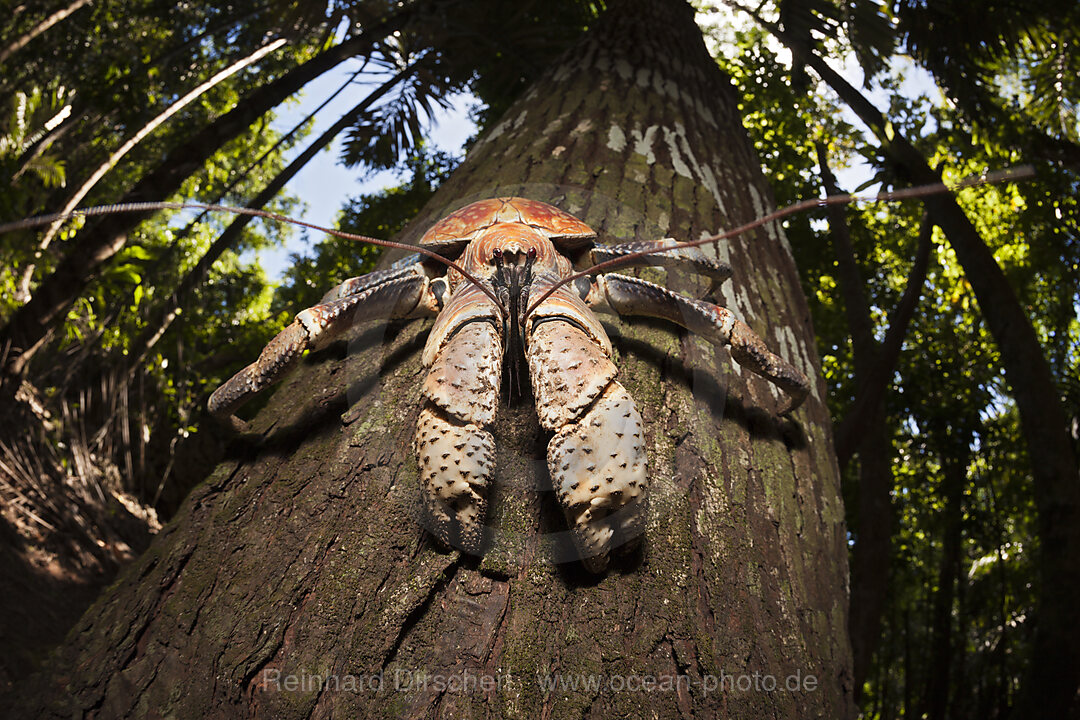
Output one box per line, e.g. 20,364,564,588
208,272,439,421
588,273,810,414
525,292,648,572
584,239,732,285
318,255,429,303
416,299,503,552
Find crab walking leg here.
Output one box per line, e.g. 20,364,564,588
318,255,430,303
527,319,647,572
590,273,810,414
416,320,502,552
208,274,439,420
583,238,732,284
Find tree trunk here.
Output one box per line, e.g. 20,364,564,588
816,145,933,696
7,1,852,717
832,217,932,471
923,449,966,720
816,146,886,698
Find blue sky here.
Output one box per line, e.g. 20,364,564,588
257,62,478,280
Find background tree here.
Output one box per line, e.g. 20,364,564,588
710,1,1079,715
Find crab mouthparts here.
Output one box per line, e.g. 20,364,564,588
491,247,538,399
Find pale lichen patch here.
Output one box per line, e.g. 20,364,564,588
745,182,766,222
732,280,756,327
698,163,727,216
570,118,594,137
694,95,718,128
774,325,819,398
631,124,659,163
481,109,524,147
661,126,693,179
658,123,727,214
551,62,574,83
541,112,571,138
708,230,732,267
606,124,627,152
654,73,679,100
657,211,670,234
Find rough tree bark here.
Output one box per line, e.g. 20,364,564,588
9,1,852,717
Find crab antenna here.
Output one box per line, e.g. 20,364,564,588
525,164,1035,316
1,164,1031,321
0,201,506,313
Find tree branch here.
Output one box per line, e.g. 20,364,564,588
0,6,412,378
0,0,93,64
833,213,932,469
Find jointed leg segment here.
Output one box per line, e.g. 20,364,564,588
208,269,438,420
589,273,809,414
318,254,426,303
584,239,731,292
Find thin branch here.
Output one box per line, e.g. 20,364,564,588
17,37,288,300
0,0,94,64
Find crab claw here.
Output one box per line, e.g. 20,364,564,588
415,403,494,552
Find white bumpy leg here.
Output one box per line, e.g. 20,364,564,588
527,319,647,572
415,321,502,552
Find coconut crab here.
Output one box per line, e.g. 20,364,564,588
207,197,809,571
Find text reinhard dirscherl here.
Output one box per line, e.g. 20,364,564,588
258,667,819,695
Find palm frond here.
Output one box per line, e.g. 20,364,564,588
340,53,456,171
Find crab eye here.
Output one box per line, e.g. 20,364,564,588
527,248,538,259
492,248,503,258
